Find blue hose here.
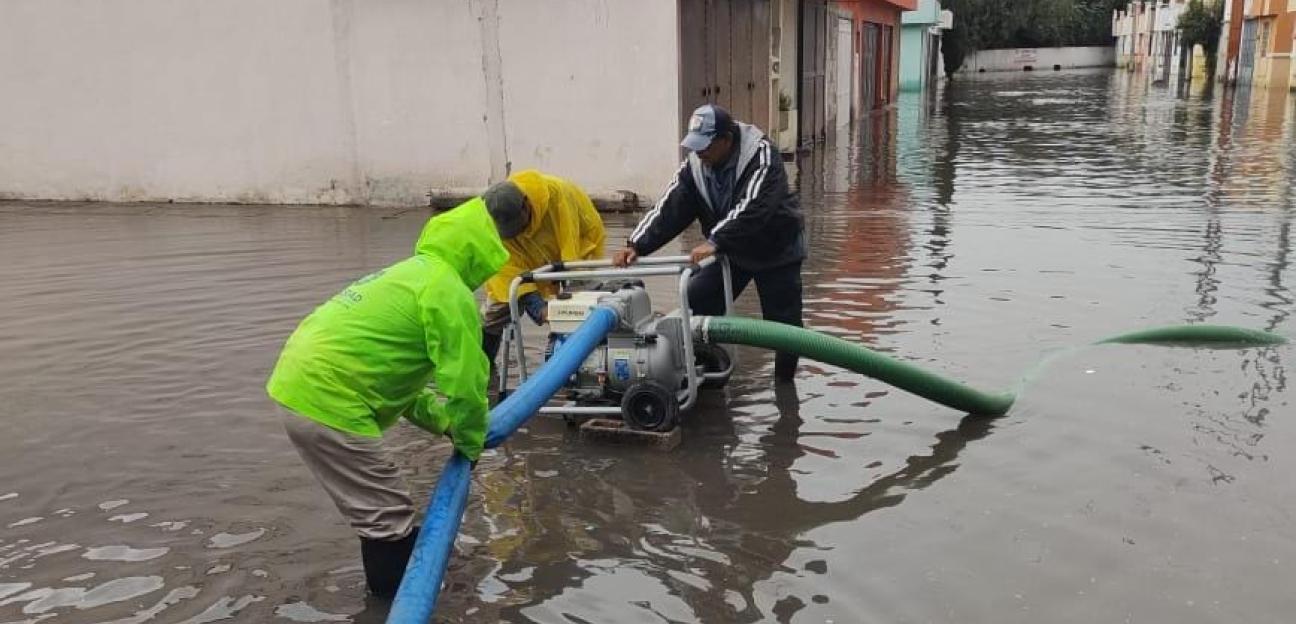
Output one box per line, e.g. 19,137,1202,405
486,306,618,447
387,306,619,624
384,455,471,624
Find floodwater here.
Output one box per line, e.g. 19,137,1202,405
2,70,1295,623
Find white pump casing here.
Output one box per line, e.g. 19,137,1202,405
547,291,606,334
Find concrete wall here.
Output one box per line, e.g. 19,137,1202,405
899,27,928,91
495,0,679,200
899,0,940,91
773,0,800,150
1250,8,1296,89
957,46,1116,74
1291,38,1296,88
1254,51,1292,88
0,0,680,206
901,0,940,24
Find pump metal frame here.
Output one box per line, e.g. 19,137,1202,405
498,255,734,417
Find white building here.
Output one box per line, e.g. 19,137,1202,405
1113,1,1191,82
0,0,843,208
1149,0,1189,83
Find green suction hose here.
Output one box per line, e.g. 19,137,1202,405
1095,324,1288,347
699,316,1017,416
697,317,1288,417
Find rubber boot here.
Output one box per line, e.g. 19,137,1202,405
482,331,502,363
774,352,799,382
360,526,419,599
482,331,504,405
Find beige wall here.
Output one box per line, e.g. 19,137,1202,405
496,0,680,199
957,46,1116,74
1291,42,1296,88
0,0,680,205
1254,53,1292,87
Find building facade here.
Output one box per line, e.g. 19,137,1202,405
1243,0,1295,89
1219,0,1296,89
1,0,920,207
791,0,913,149
899,0,953,91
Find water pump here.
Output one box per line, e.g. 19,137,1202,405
498,258,734,431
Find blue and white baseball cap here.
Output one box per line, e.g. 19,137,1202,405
681,104,734,152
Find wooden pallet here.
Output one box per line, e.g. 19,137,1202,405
578,418,681,451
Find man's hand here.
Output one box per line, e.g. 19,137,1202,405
519,292,548,325
611,245,638,267
689,242,717,265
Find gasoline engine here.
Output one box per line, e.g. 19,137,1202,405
541,281,730,431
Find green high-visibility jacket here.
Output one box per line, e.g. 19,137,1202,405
267,198,508,460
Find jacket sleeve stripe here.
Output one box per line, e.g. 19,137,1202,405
710,140,770,239
629,161,688,244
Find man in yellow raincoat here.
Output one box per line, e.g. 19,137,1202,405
479,169,606,365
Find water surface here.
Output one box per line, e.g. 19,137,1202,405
2,71,1294,622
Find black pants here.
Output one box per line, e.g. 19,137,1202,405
688,260,803,379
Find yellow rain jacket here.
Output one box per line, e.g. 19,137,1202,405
484,170,606,303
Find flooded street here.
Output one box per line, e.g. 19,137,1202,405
3,70,1296,623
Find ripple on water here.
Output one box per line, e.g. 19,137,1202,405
0,582,31,601
82,545,170,562
175,595,265,624
109,513,149,524
100,586,202,624
274,601,351,622
1,575,165,614
206,528,266,549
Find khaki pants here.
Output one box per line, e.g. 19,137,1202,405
480,300,513,339
281,409,416,541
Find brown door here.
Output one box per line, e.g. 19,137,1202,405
799,0,828,147
860,22,878,112
729,0,753,120
679,0,711,133
709,0,733,108
679,0,773,134
750,0,771,131
879,24,892,107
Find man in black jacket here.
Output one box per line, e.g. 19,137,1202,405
612,104,806,381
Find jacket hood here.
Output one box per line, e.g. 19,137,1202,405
414,197,510,290
508,169,553,238
734,122,765,173
687,123,766,211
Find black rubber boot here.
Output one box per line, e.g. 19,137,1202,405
482,330,502,363
482,331,504,405
360,526,419,599
774,352,799,382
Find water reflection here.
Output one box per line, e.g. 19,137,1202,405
443,371,998,623
799,112,912,345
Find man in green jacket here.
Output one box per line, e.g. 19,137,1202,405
266,193,513,598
